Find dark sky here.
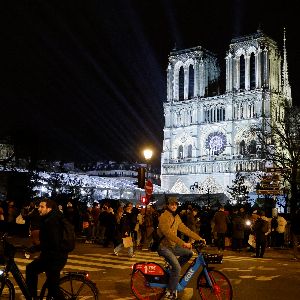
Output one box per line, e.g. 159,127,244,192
1,0,299,167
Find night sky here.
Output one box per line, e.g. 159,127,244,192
1,0,299,167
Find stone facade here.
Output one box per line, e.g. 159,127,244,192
161,29,292,196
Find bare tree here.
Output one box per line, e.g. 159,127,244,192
253,101,300,214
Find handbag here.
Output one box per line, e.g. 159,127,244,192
16,214,26,225
122,236,133,248
248,234,256,248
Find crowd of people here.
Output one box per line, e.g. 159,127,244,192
1,197,300,299
1,198,300,255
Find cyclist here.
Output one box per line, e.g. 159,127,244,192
26,198,68,300
157,196,206,300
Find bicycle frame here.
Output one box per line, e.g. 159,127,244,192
145,252,213,292
0,239,33,300
1,257,32,299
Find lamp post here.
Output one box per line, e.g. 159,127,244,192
143,149,153,180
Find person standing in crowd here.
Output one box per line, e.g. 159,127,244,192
157,196,206,300
102,206,115,248
64,201,75,225
231,209,245,252
82,206,94,243
290,209,300,261
142,205,155,250
91,202,101,242
134,207,144,249
276,213,287,248
113,202,135,258
199,207,213,245
186,207,199,243
252,211,269,258
27,201,41,246
212,206,229,253
26,198,68,299
270,215,279,247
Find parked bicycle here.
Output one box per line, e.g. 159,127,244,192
0,233,99,299
131,240,233,300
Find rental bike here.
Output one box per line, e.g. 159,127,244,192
0,233,99,299
131,241,233,300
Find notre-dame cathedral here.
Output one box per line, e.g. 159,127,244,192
160,29,292,198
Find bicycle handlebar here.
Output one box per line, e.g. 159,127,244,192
193,240,207,252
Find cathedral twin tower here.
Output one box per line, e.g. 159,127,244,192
160,29,291,197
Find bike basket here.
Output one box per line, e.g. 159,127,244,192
202,253,223,264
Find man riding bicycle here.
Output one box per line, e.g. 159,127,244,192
26,198,69,300
157,196,206,300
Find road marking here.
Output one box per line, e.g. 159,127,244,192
255,275,280,281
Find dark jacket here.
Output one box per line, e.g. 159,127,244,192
212,210,229,234
253,217,268,242
39,209,68,261
231,214,245,239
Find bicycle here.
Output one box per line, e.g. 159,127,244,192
131,241,233,300
0,233,99,299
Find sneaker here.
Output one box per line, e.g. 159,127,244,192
129,254,136,258
113,250,118,256
161,289,177,299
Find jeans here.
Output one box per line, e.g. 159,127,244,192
26,256,67,299
157,245,193,291
114,242,134,256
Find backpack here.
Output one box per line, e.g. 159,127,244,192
61,217,76,252
149,228,164,252
150,217,175,252
255,218,269,234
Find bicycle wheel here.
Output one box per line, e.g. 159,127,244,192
40,274,99,299
131,269,165,300
0,279,15,300
197,269,233,300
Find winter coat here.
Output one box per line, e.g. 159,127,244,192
253,217,269,242
39,209,68,261
231,214,245,239
276,216,287,234
158,209,201,248
212,210,229,234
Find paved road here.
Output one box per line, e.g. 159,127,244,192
8,238,300,300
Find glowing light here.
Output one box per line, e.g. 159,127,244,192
143,149,153,161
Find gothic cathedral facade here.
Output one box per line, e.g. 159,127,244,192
161,29,291,197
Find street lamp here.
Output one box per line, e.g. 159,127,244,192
143,149,153,180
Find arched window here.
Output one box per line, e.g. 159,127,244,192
179,66,184,100
239,140,246,155
187,144,192,158
240,55,245,90
178,145,183,159
188,65,194,99
250,53,256,89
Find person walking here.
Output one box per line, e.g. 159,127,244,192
26,198,68,300
113,202,135,258
157,196,206,300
